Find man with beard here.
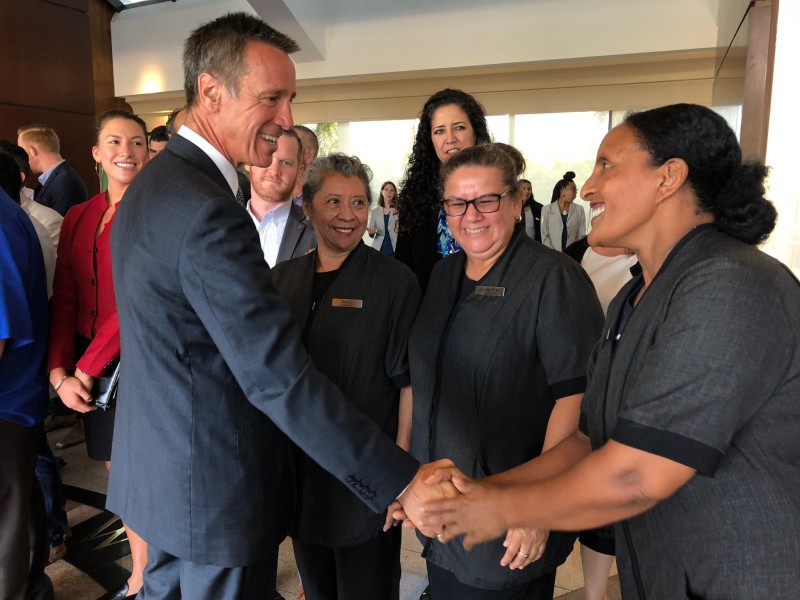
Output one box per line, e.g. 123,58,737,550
245,127,315,267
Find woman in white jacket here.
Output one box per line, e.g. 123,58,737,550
368,181,399,255
540,171,586,251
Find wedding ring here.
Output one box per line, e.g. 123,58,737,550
517,551,530,558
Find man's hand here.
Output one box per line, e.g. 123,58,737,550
396,459,459,537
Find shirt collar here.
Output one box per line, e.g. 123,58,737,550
38,159,65,186
246,198,292,227
177,126,239,196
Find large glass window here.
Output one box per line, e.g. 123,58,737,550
513,112,609,211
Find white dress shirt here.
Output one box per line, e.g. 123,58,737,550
246,200,292,267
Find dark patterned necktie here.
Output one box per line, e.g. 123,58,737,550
235,186,245,208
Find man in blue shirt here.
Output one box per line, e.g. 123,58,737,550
0,148,53,599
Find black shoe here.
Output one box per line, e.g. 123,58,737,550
420,584,432,600
97,583,136,600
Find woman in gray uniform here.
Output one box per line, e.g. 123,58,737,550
408,144,604,599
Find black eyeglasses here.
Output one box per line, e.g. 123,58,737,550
441,189,514,217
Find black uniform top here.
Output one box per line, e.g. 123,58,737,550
272,242,421,546
409,229,604,589
580,225,800,599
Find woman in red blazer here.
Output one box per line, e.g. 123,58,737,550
47,109,149,600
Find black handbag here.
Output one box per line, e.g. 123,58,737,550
93,361,120,411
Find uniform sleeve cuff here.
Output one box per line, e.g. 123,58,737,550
612,418,722,476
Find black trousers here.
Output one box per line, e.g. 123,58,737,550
293,526,402,600
0,421,53,600
427,560,556,600
138,544,278,600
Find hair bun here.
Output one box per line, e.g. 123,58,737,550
563,171,576,181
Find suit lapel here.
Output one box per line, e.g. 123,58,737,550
276,202,307,263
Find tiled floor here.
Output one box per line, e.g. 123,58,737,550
45,425,620,599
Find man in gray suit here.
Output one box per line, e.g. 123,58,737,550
109,12,450,600
245,128,315,267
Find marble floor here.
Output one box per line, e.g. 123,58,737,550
45,424,620,600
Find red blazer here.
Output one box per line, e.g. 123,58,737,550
47,192,119,377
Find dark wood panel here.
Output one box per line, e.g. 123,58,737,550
0,1,94,113
0,105,101,196
740,0,778,161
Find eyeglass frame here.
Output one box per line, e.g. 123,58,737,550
441,189,514,217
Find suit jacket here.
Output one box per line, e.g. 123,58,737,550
367,206,398,251
540,201,586,251
34,161,88,217
522,200,543,243
275,202,316,265
47,193,119,377
108,134,418,567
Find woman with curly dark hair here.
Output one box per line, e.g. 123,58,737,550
395,89,491,291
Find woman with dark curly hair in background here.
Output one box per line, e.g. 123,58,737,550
395,89,491,291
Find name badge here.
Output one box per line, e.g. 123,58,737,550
332,298,364,308
475,286,505,297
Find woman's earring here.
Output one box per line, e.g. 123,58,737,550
95,162,104,178
515,215,522,224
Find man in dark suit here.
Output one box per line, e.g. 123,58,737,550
244,128,316,267
109,13,450,600
16,125,88,216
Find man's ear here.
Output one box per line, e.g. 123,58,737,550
196,73,224,112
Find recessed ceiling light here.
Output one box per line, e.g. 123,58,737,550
106,0,176,11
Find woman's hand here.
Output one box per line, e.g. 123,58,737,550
57,377,95,413
421,466,510,549
500,527,549,570
74,367,95,394
367,226,378,237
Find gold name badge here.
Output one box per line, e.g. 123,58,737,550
331,298,364,308
475,286,505,297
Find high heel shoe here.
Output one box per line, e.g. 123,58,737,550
97,583,137,600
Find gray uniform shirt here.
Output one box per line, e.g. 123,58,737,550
580,225,800,599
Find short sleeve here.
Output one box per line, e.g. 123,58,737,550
612,260,794,476
536,261,604,399
383,268,421,389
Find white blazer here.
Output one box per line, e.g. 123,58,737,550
540,202,586,252
368,206,398,251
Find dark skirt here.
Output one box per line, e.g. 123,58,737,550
579,525,616,556
83,404,116,461
76,336,118,462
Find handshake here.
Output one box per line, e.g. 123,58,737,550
385,459,549,570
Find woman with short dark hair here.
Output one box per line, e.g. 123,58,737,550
272,154,420,600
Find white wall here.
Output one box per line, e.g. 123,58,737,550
111,0,719,97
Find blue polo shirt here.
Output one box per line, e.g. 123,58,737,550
0,189,49,426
